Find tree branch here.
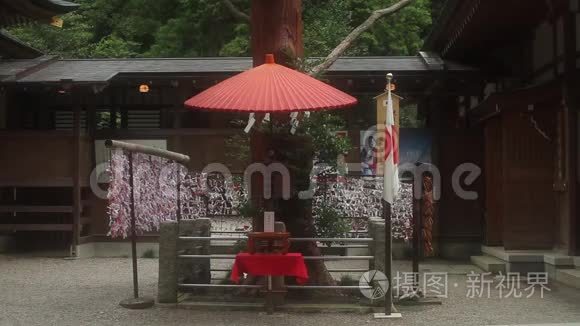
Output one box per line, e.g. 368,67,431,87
221,0,250,22
308,0,415,76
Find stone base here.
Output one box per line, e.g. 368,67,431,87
373,312,403,319
119,297,155,309
76,242,159,258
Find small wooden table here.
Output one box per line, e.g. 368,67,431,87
247,232,290,254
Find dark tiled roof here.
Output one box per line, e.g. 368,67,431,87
0,56,55,79
0,56,476,84
0,31,42,59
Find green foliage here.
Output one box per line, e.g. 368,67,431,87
303,0,364,57
299,112,351,169
237,198,262,220
224,131,251,168
9,12,95,58
313,203,350,245
93,35,139,58
304,0,433,57
400,103,424,128
95,111,122,129
231,239,248,254
8,0,436,60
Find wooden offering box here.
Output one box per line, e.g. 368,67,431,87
247,232,290,254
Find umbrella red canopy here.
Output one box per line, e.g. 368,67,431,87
184,54,357,112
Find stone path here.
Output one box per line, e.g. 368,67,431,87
1,255,580,326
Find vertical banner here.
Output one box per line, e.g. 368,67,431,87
374,91,401,176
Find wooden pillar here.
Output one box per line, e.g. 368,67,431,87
120,90,128,129
71,100,82,257
563,6,578,255
110,89,118,129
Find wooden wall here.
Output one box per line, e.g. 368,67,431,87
0,131,91,186
484,117,503,246
501,109,556,249
437,131,484,247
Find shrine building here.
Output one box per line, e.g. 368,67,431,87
0,0,578,285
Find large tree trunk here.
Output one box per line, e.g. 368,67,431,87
251,131,335,286
249,0,335,286
251,0,303,67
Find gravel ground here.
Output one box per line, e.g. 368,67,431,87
1,255,580,326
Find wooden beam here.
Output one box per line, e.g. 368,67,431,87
0,177,74,187
0,224,73,231
105,139,190,163
94,128,240,139
0,206,73,213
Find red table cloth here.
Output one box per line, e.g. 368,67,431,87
230,253,309,285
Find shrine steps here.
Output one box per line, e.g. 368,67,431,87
556,268,580,289
470,255,506,274
470,246,580,290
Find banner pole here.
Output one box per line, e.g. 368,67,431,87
384,199,393,315
375,72,402,319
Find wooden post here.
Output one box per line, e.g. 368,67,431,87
128,152,139,299
71,103,81,257
119,151,154,309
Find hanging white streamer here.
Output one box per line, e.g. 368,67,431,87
290,111,299,134
244,113,256,133
262,113,271,124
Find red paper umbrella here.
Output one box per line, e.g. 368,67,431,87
184,54,357,112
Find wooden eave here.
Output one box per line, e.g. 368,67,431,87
425,0,569,60
0,0,78,28
469,79,563,124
